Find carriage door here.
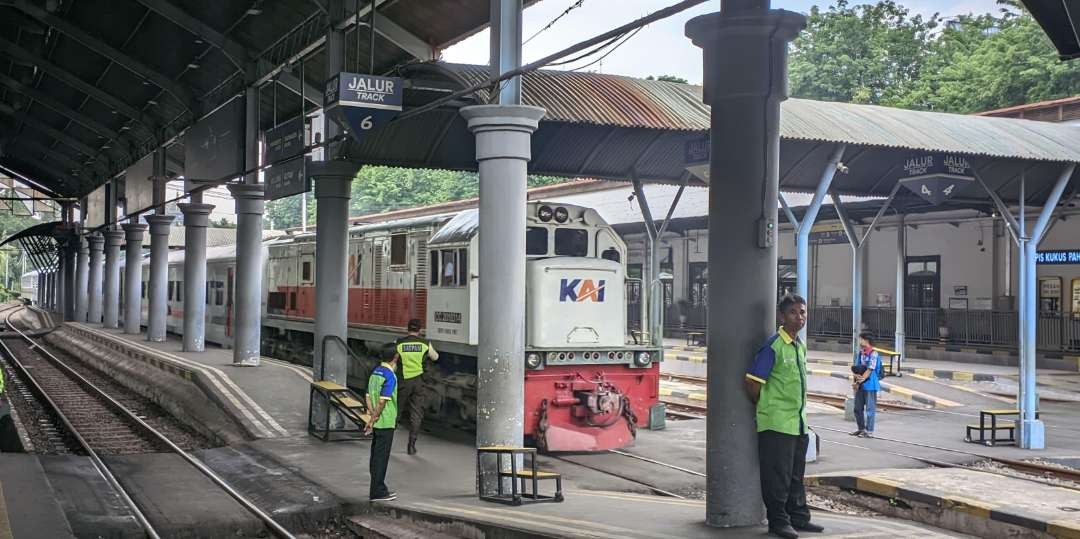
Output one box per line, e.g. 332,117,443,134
225,267,235,337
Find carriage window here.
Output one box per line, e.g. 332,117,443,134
350,254,362,286
429,250,440,286
177,284,183,303
206,282,211,304
554,228,589,257
301,260,312,282
526,227,548,255
601,247,621,262
390,233,407,266
438,250,455,289
458,248,468,285
168,281,174,301
215,282,225,305
142,282,147,298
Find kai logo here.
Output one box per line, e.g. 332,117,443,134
559,279,606,303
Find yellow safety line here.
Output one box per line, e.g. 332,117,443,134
408,501,662,539
0,481,13,539
572,490,704,507
908,374,1015,404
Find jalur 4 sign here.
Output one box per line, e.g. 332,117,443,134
896,153,975,206
325,72,403,147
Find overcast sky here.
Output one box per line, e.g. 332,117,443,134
443,0,1004,85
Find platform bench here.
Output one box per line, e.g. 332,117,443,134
308,381,371,442
873,347,901,377
965,409,1039,446
477,446,563,506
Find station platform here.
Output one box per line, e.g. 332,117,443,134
45,321,980,538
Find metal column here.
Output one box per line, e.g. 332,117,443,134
794,145,845,340
895,215,906,357
75,235,89,321
102,228,124,329
228,184,265,366
1019,164,1075,449
87,233,104,323
687,4,805,528
144,214,174,342
122,223,147,334
179,203,214,351
61,232,77,320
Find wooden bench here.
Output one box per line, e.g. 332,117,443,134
308,380,372,442
965,409,1040,446
477,446,563,505
873,347,902,377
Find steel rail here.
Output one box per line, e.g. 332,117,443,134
0,311,161,539
2,306,296,539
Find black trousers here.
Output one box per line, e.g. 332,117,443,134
398,376,427,440
369,428,394,498
758,430,812,528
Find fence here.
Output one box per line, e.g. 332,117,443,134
808,306,1080,353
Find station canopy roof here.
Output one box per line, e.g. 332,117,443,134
1019,0,1080,60
0,0,527,198
341,63,1080,217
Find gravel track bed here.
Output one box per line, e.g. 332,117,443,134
3,334,213,455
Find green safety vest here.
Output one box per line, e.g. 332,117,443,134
745,327,808,436
396,336,430,380
367,363,398,429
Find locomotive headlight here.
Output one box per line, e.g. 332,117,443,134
553,206,569,223
537,205,553,222
526,352,543,369
634,351,652,367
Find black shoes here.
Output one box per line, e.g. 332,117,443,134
849,429,864,436
794,522,825,533
407,437,418,455
370,492,398,502
769,524,799,539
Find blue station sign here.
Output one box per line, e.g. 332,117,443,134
1036,250,1080,265
325,72,404,146
895,153,975,206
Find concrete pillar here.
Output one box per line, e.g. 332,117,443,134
228,183,265,366
122,223,147,334
35,272,42,306
144,214,175,342
461,104,545,472
179,203,214,352
45,272,53,310
311,164,357,383
87,233,104,323
75,236,89,322
686,4,806,528
102,228,124,329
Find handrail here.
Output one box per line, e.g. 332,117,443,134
319,334,366,381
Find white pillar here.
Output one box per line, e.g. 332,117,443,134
179,203,214,352
87,234,105,323
144,214,175,342
122,223,147,334
102,228,124,329
461,104,545,478
311,165,357,383
228,183,265,366
75,236,89,322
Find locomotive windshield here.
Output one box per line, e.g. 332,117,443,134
554,228,588,256
526,227,548,255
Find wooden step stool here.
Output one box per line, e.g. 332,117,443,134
477,446,563,506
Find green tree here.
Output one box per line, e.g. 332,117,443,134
789,0,938,106
265,191,315,230
646,75,689,84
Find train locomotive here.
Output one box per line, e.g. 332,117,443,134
130,200,662,451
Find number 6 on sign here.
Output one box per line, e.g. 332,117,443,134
360,116,373,130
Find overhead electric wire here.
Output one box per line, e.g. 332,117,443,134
568,26,642,72
523,0,586,45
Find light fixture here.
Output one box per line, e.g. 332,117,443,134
120,126,130,131
246,8,262,15
187,63,200,69
147,100,158,105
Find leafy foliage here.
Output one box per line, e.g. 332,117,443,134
646,75,689,84
789,0,1080,113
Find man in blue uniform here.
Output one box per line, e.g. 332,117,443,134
365,345,400,502
744,295,823,539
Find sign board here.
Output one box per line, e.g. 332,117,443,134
684,136,710,181
1036,249,1080,265
895,153,975,205
265,117,306,164
184,97,244,182
265,157,309,200
324,72,403,146
85,184,107,228
809,222,848,245
124,154,154,216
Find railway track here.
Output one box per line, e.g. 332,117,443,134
0,306,296,539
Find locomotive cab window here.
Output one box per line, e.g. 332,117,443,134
390,233,407,266
554,228,589,257
429,250,440,286
526,227,548,256
440,250,458,286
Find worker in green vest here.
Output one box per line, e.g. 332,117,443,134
396,318,438,455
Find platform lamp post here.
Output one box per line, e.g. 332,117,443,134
687,1,806,528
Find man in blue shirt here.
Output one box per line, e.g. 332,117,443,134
365,345,400,502
851,332,881,438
